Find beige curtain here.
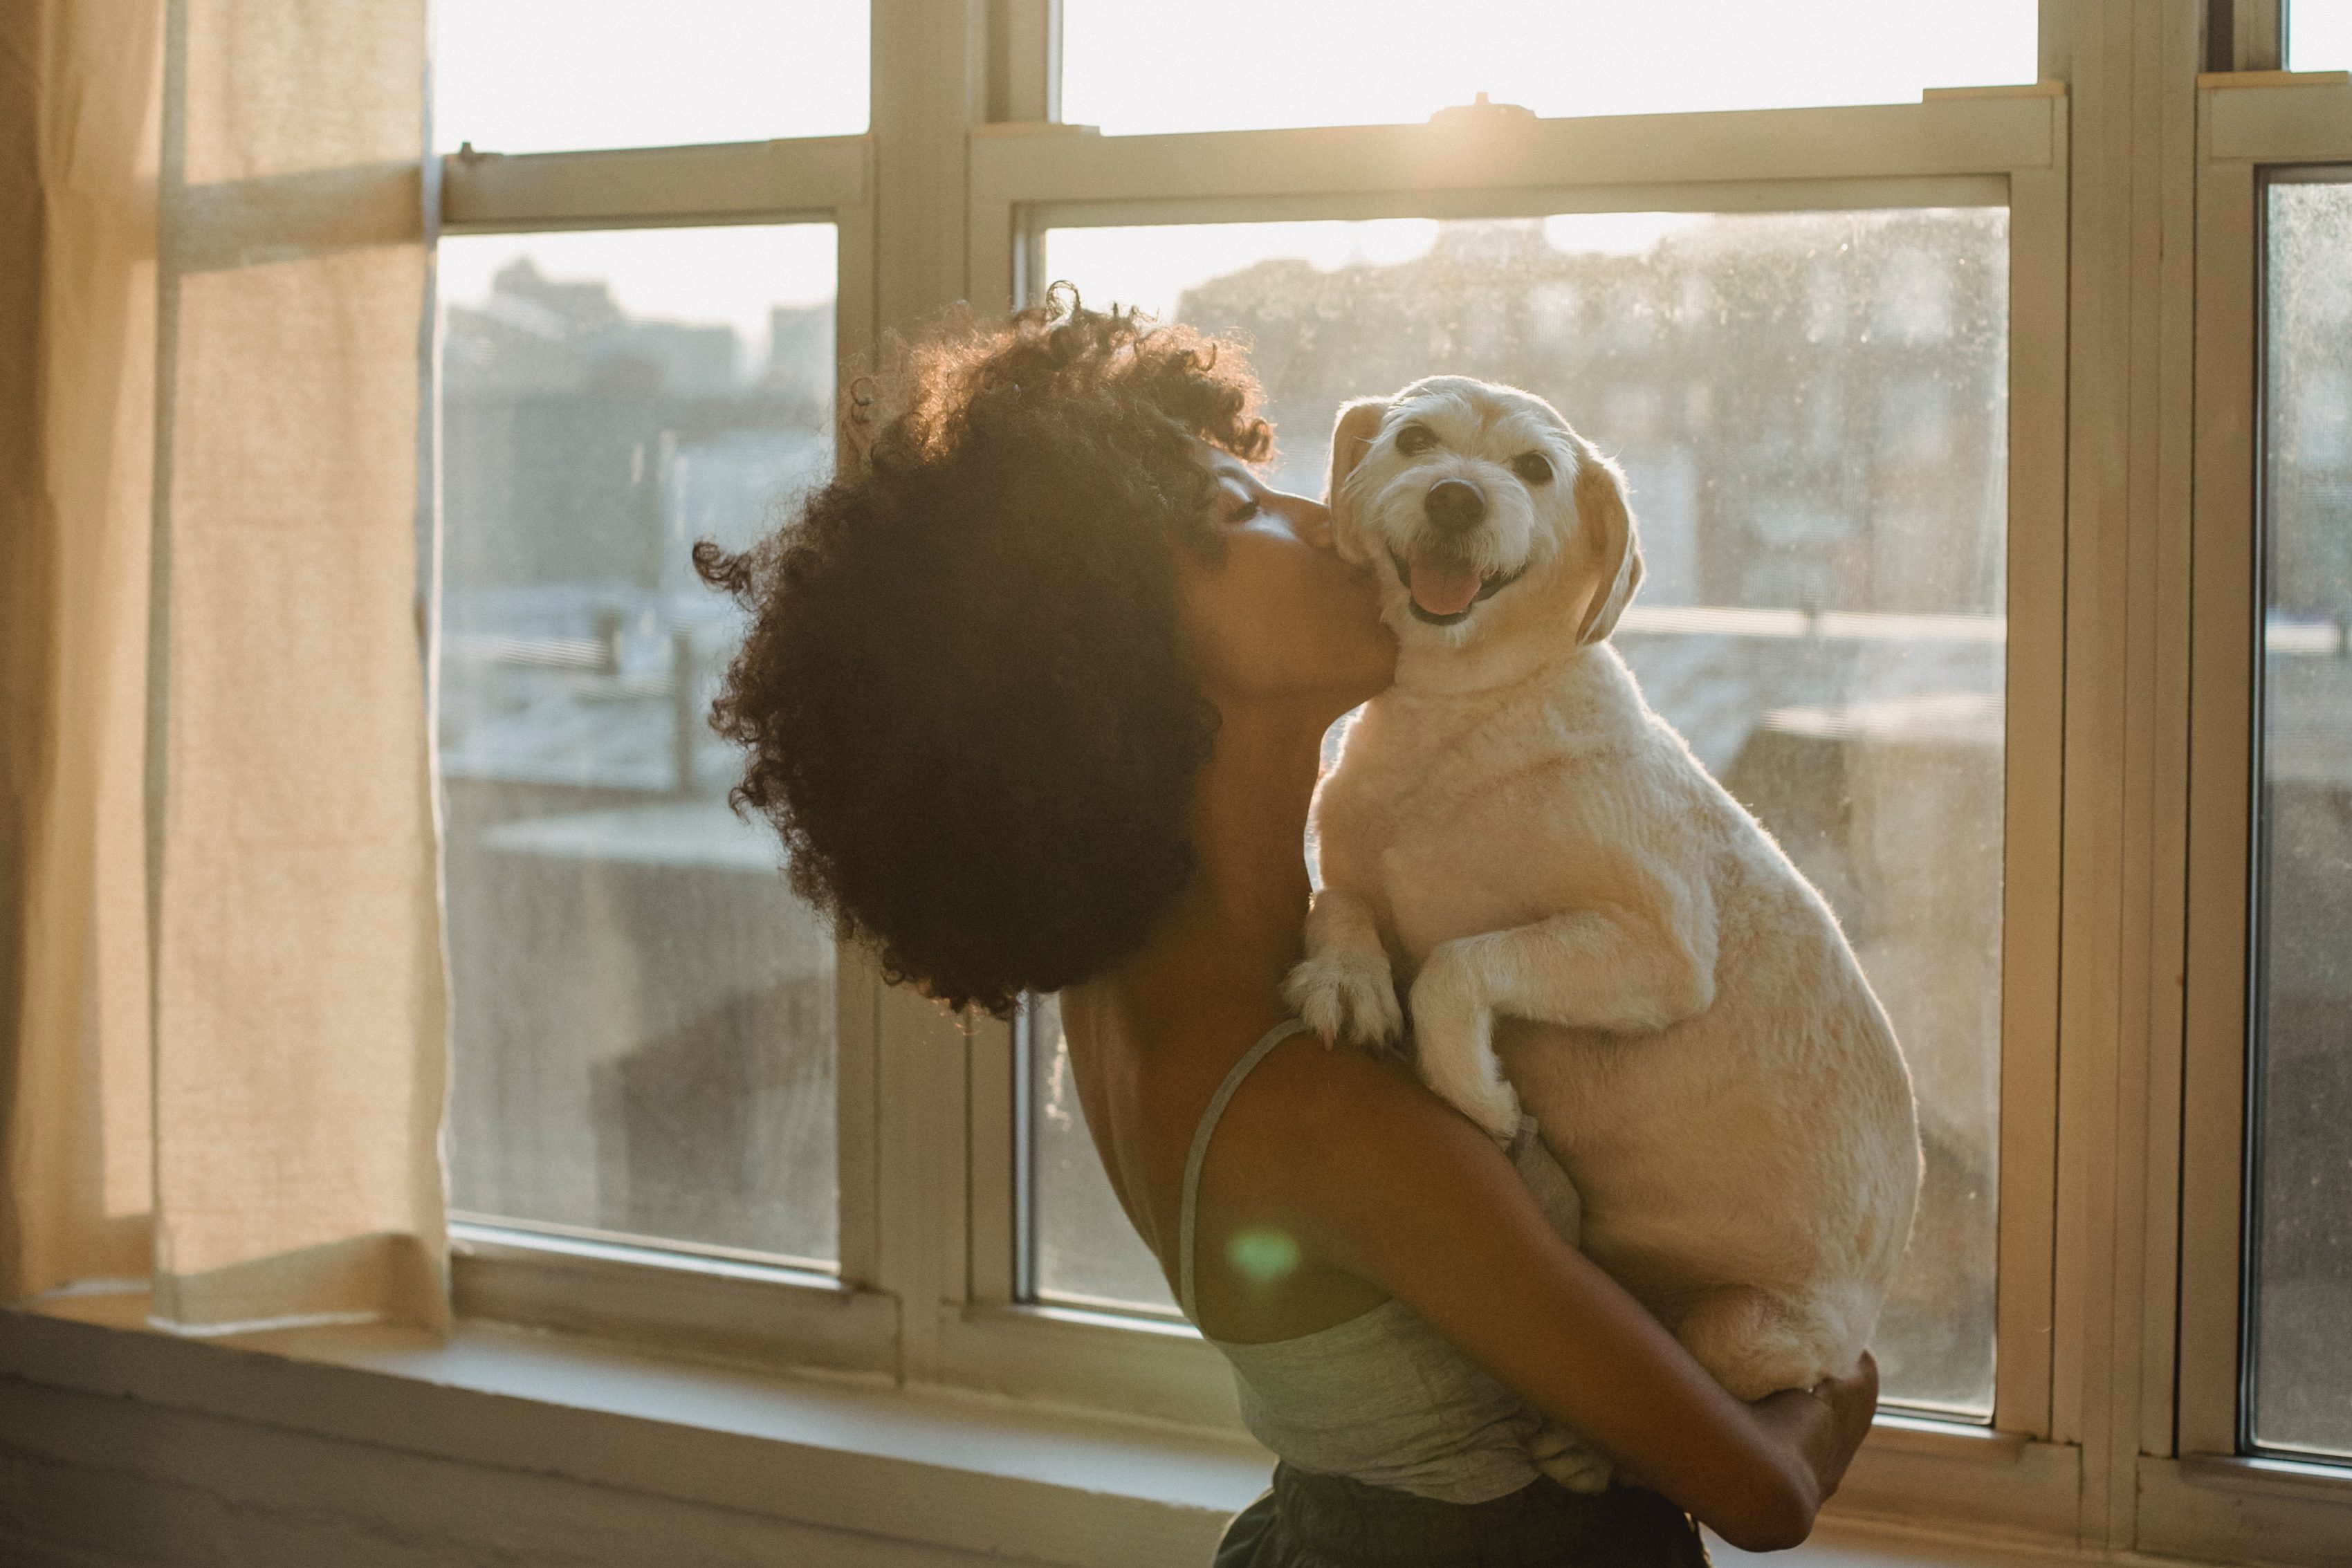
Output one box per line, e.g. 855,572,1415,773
2,0,448,1331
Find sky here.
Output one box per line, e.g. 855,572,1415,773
429,1,2042,342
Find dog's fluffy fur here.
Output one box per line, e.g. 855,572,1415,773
1285,377,1922,1485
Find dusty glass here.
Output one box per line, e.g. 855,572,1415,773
2288,0,2352,71
2248,178,2352,1461
1032,209,2010,1417
1061,0,2035,137
1026,995,1182,1313
438,225,840,1264
432,0,868,154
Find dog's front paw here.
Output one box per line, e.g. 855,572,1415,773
1283,950,1405,1051
1408,948,1518,1142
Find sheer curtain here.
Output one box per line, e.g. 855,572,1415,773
1,0,448,1331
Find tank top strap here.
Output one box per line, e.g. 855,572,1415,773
1179,1017,1314,1324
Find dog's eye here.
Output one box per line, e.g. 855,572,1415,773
1395,425,1437,455
1511,452,1555,485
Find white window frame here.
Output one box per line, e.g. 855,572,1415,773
938,72,2076,1530
2142,63,2352,1565
432,132,898,1378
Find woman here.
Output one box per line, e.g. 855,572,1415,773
699,290,1877,1565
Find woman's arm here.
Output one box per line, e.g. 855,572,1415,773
1232,1040,1877,1552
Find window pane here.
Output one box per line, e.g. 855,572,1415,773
1027,995,1182,1313
1038,209,2008,1416
432,1,868,154
1062,1,2035,136
438,225,840,1264
2288,0,2352,71
2250,177,2352,1461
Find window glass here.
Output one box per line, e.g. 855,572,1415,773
438,225,840,1264
2250,177,2352,1461
1033,208,2009,1417
1027,995,1181,1313
2288,0,2352,71
432,1,868,154
1060,0,2037,137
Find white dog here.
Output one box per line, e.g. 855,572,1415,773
1284,376,1921,1478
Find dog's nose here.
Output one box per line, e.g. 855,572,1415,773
1424,478,1487,534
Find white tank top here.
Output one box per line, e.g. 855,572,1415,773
1179,1018,1586,1504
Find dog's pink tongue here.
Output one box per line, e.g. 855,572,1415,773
1409,558,1485,618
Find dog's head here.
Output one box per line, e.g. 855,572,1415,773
1325,376,1642,652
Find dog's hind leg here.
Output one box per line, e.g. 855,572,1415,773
1671,1284,1844,1403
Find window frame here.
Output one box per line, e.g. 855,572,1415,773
944,83,2075,1520
430,130,895,1377
422,5,2352,1559
2147,63,2352,1563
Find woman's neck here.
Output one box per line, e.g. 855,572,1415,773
1076,697,1331,1063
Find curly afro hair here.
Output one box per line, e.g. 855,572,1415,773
696,288,1271,1017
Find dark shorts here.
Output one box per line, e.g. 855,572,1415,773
1214,1464,1714,1568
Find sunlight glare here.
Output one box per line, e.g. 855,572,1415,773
2290,0,2352,71
432,0,867,154
1063,0,2039,136
1543,213,1711,257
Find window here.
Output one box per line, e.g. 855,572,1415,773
438,224,843,1266
2171,62,2352,1566
1031,208,2013,1417
1060,0,2039,133
426,6,880,1359
2288,0,2352,71
967,59,2073,1479
414,10,2352,1560
2246,174,2352,1462
1024,993,1180,1312
431,0,868,152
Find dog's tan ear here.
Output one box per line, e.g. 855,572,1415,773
1326,398,1390,526
1571,440,1644,645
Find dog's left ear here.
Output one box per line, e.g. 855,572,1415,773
1325,397,1390,531
1570,439,1644,645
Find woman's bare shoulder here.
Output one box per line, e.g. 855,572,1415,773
1214,1032,1547,1266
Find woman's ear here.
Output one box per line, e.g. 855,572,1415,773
1571,439,1644,646
1325,398,1390,528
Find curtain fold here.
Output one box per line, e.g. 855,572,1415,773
1,0,165,1307
3,0,448,1334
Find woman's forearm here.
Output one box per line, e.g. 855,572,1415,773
1279,1046,1875,1548
1319,1116,1871,1547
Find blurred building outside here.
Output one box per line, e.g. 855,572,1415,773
439,252,840,1263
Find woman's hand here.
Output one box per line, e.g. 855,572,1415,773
1225,1041,1884,1555
1748,1352,1879,1521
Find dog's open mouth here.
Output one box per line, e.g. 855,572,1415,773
1390,548,1525,626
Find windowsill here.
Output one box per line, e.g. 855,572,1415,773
6,1288,1267,1566
0,1289,2207,1568
2174,1450,2352,1501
